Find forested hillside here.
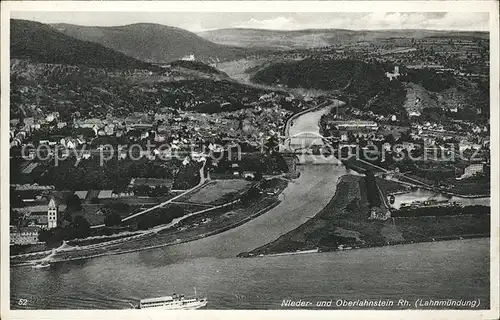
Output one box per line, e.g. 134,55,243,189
11,19,155,70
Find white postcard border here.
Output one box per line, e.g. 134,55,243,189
1,2,498,320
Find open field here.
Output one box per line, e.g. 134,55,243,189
73,203,146,226
73,204,107,226
10,179,288,265
179,179,253,204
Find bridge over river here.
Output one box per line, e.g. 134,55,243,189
280,100,345,165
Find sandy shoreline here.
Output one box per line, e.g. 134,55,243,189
240,233,490,258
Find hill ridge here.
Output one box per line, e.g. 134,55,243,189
51,22,257,63
198,28,489,50
11,19,155,70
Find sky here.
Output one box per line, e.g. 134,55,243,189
10,12,489,32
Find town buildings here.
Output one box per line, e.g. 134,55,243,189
330,120,379,132
17,196,62,230
10,226,39,245
10,196,61,245
181,53,196,61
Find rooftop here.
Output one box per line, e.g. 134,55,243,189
98,190,114,199
74,191,89,200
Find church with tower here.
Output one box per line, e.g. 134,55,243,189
21,195,61,230
47,197,59,229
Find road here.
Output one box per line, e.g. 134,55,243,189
90,160,208,228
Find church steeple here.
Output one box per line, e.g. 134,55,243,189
47,196,58,229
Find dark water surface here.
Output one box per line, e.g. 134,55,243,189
11,238,489,309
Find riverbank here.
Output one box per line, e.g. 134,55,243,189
242,234,490,258
10,179,288,267
239,174,490,257
284,99,344,151
283,101,331,136
12,198,283,267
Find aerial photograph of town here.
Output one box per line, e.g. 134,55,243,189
4,5,495,316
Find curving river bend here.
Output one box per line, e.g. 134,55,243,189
10,103,490,310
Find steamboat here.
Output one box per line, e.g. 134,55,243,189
130,288,207,310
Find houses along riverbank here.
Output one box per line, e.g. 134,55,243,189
239,173,489,258
239,101,490,258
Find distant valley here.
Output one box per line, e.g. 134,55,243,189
51,23,263,63
197,28,489,50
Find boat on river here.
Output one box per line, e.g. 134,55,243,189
130,288,207,310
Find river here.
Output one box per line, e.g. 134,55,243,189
11,163,362,309
287,101,343,152
10,104,490,310
11,238,490,309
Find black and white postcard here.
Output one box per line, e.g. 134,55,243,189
1,1,498,320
